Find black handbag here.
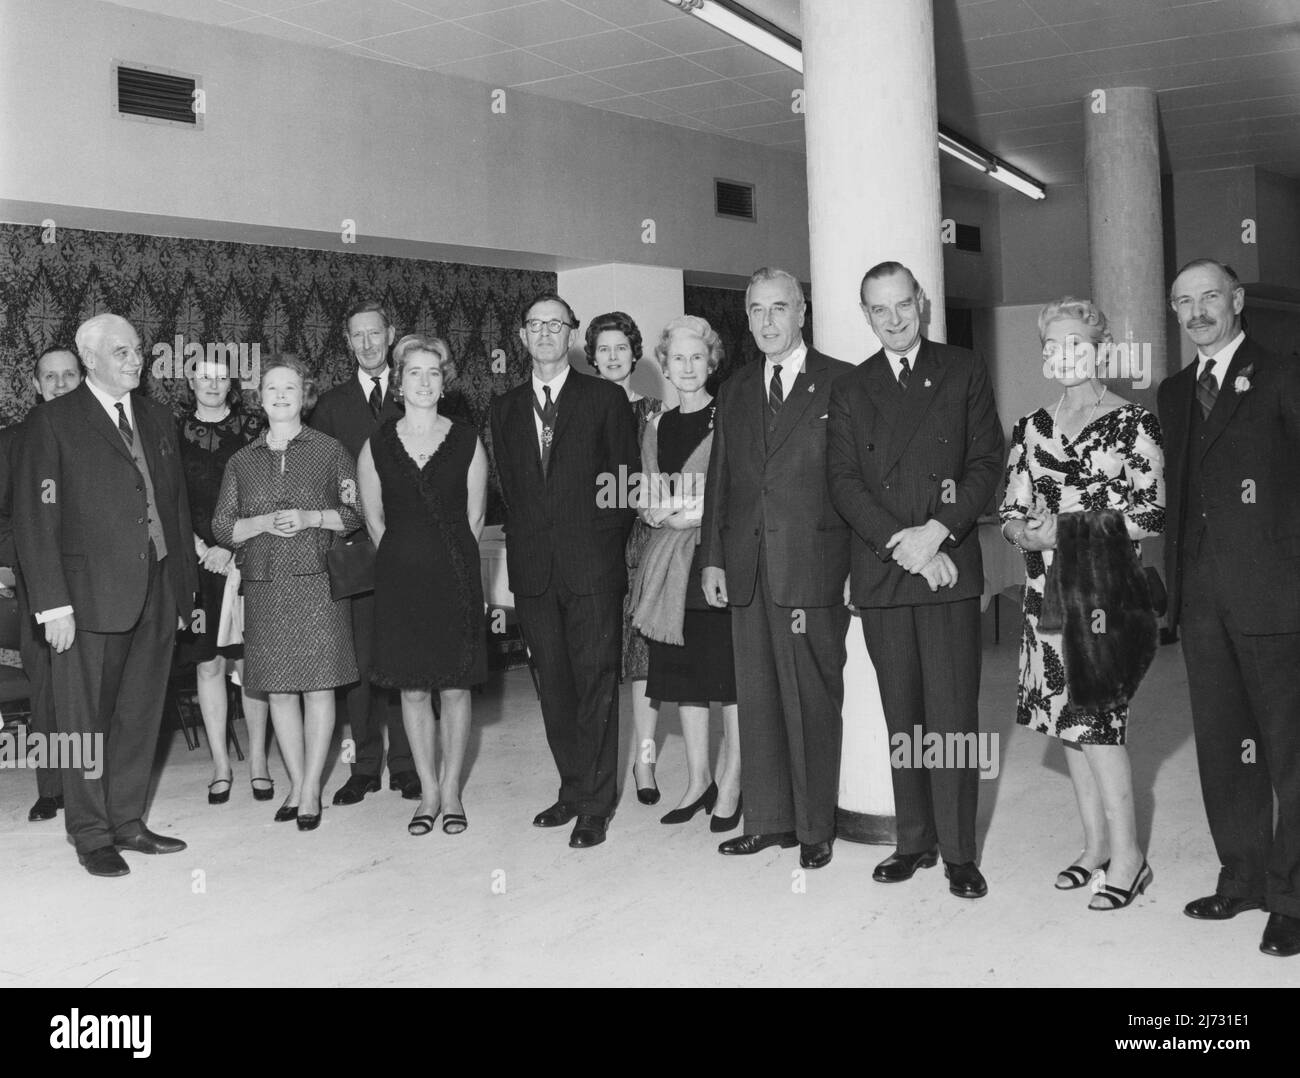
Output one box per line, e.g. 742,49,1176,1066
327,532,376,600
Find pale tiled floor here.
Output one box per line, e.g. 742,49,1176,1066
1,603,1294,987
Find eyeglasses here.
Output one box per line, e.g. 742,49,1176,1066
524,319,573,334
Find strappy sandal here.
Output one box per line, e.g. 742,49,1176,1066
1055,859,1109,890
1089,862,1153,910
442,812,468,835
250,775,275,802
207,777,233,805
408,813,438,837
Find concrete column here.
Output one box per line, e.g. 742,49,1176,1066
555,262,683,405
1083,87,1168,410
802,0,945,842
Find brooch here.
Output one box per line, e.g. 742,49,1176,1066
1234,365,1254,394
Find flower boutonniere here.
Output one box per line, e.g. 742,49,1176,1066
1234,364,1255,395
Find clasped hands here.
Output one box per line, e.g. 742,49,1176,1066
641,504,695,531
263,508,315,536
887,518,958,593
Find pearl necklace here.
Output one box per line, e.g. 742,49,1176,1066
1053,385,1105,442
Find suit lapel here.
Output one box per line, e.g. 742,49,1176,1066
1197,340,1256,464
78,384,136,467
548,367,579,467
881,339,949,476
512,383,544,480
134,397,164,480
765,349,823,458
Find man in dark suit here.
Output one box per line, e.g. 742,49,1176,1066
489,292,638,849
700,267,853,870
1159,258,1300,957
0,346,82,823
310,299,418,804
15,315,197,877
828,261,1004,899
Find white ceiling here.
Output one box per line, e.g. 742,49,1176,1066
101,0,1300,187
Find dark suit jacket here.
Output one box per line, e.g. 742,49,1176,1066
14,383,197,633
1157,336,1300,634
700,347,854,608
489,369,638,598
309,370,404,460
0,417,27,567
827,339,1004,608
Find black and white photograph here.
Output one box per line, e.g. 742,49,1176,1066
0,0,1298,1017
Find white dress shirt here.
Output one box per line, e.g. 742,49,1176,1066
356,366,390,402
885,340,923,383
1197,330,1245,390
764,342,807,405
531,363,571,455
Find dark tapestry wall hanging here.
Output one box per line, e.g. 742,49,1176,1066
0,223,553,522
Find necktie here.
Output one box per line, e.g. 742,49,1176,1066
898,356,911,390
533,384,557,475
768,364,784,416
115,401,134,446
1196,359,1217,419
368,376,382,420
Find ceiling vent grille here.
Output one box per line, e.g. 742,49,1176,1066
115,62,201,127
715,179,756,222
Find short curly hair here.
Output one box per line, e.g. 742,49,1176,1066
584,311,643,372
1037,296,1111,345
654,315,724,374
258,353,318,415
391,334,456,396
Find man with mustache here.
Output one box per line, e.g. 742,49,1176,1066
311,300,418,805
1159,258,1300,956
15,315,197,876
0,346,83,823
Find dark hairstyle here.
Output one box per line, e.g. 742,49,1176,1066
859,261,921,304
186,357,245,410
343,298,391,331
1169,259,1242,304
519,292,578,331
583,311,643,372
33,345,82,379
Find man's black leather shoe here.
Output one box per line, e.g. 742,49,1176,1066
1260,913,1300,957
78,846,130,877
1184,894,1264,920
332,774,380,806
390,770,421,801
533,801,578,828
28,795,62,822
800,840,833,869
944,860,988,899
718,831,798,855
872,848,938,882
569,815,607,848
113,826,186,855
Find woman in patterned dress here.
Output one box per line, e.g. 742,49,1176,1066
357,334,487,837
999,297,1165,909
212,356,362,831
178,358,271,805
584,312,663,804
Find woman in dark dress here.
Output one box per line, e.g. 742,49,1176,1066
178,358,270,804
212,356,362,831
584,312,664,804
630,316,741,831
357,334,487,837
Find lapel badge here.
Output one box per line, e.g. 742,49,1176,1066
924,378,932,388
807,383,815,392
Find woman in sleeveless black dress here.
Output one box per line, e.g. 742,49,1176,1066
358,334,488,837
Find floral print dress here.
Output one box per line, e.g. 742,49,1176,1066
999,404,1165,744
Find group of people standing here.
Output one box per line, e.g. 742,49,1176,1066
1,255,1296,959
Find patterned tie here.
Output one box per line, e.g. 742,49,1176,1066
898,355,911,390
533,384,557,475
115,401,134,447
368,376,382,420
768,364,784,417
1196,359,1217,419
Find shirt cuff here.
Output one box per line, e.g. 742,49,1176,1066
35,605,73,624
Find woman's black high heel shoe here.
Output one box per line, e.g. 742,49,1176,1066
274,801,298,823
297,805,322,832
1089,861,1152,910
207,776,232,805
250,775,275,802
710,793,743,833
661,782,717,825
634,764,660,806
